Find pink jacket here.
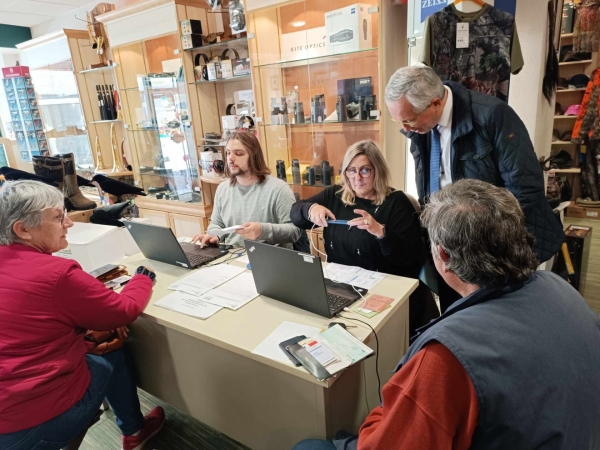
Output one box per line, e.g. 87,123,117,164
0,244,152,433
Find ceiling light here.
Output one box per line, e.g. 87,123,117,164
292,21,306,27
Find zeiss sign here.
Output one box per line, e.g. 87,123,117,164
421,0,447,23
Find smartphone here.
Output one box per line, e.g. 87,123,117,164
326,220,349,225
89,264,119,279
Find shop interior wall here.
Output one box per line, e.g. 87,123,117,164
507,0,554,160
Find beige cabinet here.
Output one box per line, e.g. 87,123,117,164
138,208,170,227
138,207,208,238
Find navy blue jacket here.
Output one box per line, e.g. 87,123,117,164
397,271,600,449
404,81,564,263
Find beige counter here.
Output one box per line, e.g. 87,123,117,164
124,252,417,449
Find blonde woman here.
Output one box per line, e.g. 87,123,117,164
291,140,432,334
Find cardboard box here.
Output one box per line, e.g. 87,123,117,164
280,26,328,62
325,4,372,55
232,58,251,76
566,204,600,220
2,66,30,78
564,225,592,295
53,222,126,272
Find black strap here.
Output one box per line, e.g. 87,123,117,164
226,103,236,115
221,48,240,60
194,53,209,66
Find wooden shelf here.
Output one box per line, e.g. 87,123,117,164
260,120,380,133
200,175,227,185
559,60,593,66
89,119,123,124
557,88,586,93
191,74,252,85
255,47,379,69
549,168,581,174
561,33,574,38
95,169,133,177
552,141,576,145
554,115,577,119
184,36,248,53
78,63,118,74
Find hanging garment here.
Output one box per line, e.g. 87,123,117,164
571,68,600,143
420,3,524,102
573,0,600,53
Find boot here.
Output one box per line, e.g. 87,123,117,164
59,153,96,211
32,155,64,190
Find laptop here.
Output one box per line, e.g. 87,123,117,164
244,240,367,318
125,221,228,269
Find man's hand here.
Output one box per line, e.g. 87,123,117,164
235,222,261,240
191,234,219,248
309,204,336,227
348,209,385,238
116,326,129,340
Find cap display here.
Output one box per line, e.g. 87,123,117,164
568,74,590,89
560,45,592,62
565,104,581,116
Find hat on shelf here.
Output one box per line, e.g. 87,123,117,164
550,149,575,169
552,129,561,142
558,78,569,90
565,104,581,116
555,102,564,115
560,130,573,142
568,74,590,88
560,45,592,62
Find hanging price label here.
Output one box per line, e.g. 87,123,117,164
456,22,469,48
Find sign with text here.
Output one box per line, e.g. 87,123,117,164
280,27,327,62
421,0,447,23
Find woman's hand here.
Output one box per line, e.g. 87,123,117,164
236,222,262,240
348,209,385,238
116,326,129,340
308,204,336,227
191,234,219,248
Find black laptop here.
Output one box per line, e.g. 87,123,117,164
125,222,228,269
244,240,367,318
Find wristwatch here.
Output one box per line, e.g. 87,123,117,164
136,266,156,282
377,224,387,240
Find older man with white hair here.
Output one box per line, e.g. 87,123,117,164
384,65,564,312
293,179,600,450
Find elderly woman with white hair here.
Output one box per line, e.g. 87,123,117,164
290,140,434,335
0,180,164,450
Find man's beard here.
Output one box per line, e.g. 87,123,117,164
230,166,247,177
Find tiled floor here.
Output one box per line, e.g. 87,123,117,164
82,388,250,450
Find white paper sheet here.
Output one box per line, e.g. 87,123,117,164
236,254,250,264
168,264,246,297
251,321,321,366
155,291,222,319
207,225,243,237
197,272,258,310
323,262,386,290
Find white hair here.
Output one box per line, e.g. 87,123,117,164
385,65,446,113
0,180,63,246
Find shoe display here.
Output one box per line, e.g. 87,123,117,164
59,154,97,211
121,406,165,450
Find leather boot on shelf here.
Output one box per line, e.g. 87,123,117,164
32,155,64,191
59,153,96,211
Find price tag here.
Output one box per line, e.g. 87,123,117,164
456,22,469,48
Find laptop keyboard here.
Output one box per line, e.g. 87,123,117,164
184,251,218,268
327,292,354,315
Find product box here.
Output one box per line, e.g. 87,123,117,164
53,222,126,273
325,4,372,55
565,225,592,294
221,59,233,78
232,58,251,76
566,204,600,221
180,19,202,36
562,2,575,35
222,114,241,131
280,26,328,61
337,76,372,103
234,89,254,104
181,34,203,50
2,65,30,78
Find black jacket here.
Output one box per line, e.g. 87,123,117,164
405,81,564,263
290,186,425,278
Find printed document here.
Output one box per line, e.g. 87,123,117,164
155,291,222,319
252,321,321,366
197,272,258,310
168,265,245,296
323,263,386,290
207,225,243,237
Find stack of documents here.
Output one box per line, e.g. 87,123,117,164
323,263,386,290
155,265,259,320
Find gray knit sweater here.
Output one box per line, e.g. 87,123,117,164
207,175,301,248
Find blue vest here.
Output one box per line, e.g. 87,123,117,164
396,271,600,450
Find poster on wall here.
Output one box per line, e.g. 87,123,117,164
409,0,517,38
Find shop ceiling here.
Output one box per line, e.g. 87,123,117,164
0,0,92,27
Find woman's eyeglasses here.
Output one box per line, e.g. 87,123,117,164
44,208,68,226
345,166,373,178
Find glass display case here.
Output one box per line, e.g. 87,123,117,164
113,33,201,205
30,60,94,169
249,0,381,199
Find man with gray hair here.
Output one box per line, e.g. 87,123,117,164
385,65,564,312
293,179,600,450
